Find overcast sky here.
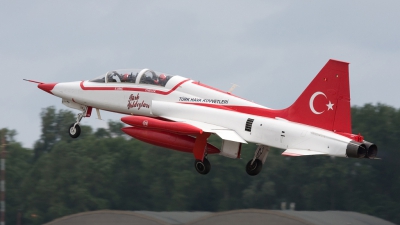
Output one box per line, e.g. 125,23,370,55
1,1,399,148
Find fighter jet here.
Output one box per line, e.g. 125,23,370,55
25,59,377,176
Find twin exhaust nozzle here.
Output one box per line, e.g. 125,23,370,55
346,141,378,159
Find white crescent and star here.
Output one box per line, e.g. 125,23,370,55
309,91,334,114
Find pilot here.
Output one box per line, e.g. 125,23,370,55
121,73,136,83
144,73,159,85
158,74,167,86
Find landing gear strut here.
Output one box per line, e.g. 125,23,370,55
246,145,270,176
194,158,211,175
68,110,86,138
192,133,212,175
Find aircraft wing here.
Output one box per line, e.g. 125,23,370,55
281,149,327,156
161,116,247,143
151,101,247,143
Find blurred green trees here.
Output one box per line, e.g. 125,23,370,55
2,103,400,224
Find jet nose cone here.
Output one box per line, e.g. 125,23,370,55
38,83,57,95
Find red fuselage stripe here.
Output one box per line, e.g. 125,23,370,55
79,79,190,95
79,79,285,118
179,102,285,119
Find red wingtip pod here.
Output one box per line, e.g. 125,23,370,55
121,127,219,154
121,116,203,135
283,59,352,133
38,83,57,95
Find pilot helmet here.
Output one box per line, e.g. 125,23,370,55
122,74,130,81
159,74,166,80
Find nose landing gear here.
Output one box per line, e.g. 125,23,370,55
69,123,81,138
68,106,91,138
68,112,84,138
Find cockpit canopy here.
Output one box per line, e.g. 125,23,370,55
90,69,174,87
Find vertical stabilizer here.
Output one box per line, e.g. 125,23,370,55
283,59,352,133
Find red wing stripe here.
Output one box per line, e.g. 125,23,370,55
79,79,190,95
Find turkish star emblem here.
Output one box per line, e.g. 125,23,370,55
326,101,334,110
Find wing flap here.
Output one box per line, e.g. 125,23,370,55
213,129,247,143
282,149,327,157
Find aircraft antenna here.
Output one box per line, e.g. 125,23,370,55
228,83,239,94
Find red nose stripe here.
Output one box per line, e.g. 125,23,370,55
38,83,57,95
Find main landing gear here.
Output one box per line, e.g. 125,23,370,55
194,158,211,175
192,133,213,175
246,145,270,176
246,159,263,176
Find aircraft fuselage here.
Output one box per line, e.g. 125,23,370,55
30,61,377,175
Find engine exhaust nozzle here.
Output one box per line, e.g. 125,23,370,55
346,141,367,158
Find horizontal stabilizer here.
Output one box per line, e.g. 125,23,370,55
282,149,327,157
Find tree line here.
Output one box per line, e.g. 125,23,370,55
2,103,400,225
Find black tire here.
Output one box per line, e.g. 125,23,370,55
246,159,263,176
69,123,81,138
194,158,211,175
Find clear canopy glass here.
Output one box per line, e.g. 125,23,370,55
90,69,174,87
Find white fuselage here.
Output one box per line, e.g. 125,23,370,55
51,75,352,158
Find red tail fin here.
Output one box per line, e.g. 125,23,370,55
283,59,352,133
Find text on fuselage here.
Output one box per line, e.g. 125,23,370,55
127,93,150,110
179,97,229,104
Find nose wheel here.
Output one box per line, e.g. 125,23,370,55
194,158,211,175
69,123,81,138
68,111,86,139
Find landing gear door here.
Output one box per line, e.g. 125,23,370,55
62,99,86,112
220,140,242,159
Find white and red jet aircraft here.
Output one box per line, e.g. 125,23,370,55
25,59,377,176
